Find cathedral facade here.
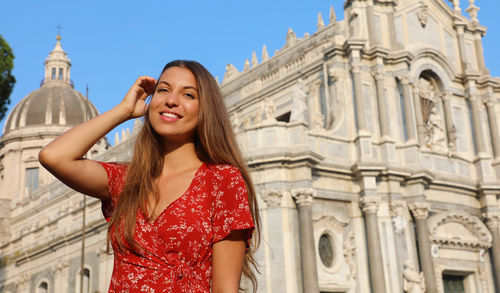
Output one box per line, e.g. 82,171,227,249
1,0,500,292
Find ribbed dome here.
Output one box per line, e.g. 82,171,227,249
3,86,99,134
2,35,100,136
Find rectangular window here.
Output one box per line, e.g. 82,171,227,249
443,274,465,293
26,167,39,192
51,68,56,80
58,68,63,80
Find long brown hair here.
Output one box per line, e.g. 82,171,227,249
107,60,261,290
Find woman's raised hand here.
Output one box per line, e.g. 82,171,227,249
119,76,157,119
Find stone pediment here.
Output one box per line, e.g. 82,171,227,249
428,211,492,250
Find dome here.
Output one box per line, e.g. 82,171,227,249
2,35,100,135
3,86,99,134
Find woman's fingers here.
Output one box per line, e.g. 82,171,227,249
120,76,157,118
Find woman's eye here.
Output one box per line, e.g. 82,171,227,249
185,93,196,99
157,88,168,93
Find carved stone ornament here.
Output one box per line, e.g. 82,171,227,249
431,244,439,258
393,216,407,234
261,190,284,208
391,200,408,232
483,212,500,230
291,188,315,207
417,2,429,28
428,211,493,250
53,258,69,274
15,273,30,286
359,197,380,214
222,63,239,83
408,202,430,219
230,112,242,133
343,232,357,280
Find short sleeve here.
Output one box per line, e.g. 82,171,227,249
212,166,255,245
97,161,127,221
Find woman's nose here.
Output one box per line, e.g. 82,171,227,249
164,92,179,107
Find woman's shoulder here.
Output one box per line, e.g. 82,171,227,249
203,163,242,182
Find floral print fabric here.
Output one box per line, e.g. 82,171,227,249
98,162,255,292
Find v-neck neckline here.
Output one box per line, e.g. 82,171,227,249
145,162,206,225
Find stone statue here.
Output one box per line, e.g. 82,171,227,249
262,98,276,122
290,79,308,123
425,107,447,151
403,260,425,293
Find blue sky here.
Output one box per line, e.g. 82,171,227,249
1,0,499,144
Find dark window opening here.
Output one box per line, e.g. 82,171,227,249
276,111,291,122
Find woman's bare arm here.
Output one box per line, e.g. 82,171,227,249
38,76,156,199
211,230,248,293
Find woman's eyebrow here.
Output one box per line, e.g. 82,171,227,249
158,81,197,92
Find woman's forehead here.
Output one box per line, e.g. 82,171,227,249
159,66,197,89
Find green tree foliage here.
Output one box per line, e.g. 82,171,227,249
0,35,16,121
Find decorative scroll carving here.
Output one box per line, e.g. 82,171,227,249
409,202,430,220
343,232,357,280
291,188,315,207
428,211,493,249
359,197,380,214
261,190,284,208
403,260,425,293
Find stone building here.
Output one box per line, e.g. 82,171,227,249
1,0,500,292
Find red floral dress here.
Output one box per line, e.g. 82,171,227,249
98,162,255,292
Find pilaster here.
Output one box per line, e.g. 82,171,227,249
411,82,426,146
441,92,457,156
397,74,417,143
484,91,500,159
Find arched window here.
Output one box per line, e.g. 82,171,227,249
76,267,91,293
51,68,56,80
37,281,48,293
58,68,63,80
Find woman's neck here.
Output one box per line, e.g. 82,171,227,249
161,141,202,174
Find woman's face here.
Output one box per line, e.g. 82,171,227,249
148,66,200,143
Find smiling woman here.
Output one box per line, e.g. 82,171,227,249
38,60,261,293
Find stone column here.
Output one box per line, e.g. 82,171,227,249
397,74,417,142
485,214,500,291
372,68,390,138
411,83,426,145
360,197,387,293
292,189,319,293
409,202,438,293
485,95,500,158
